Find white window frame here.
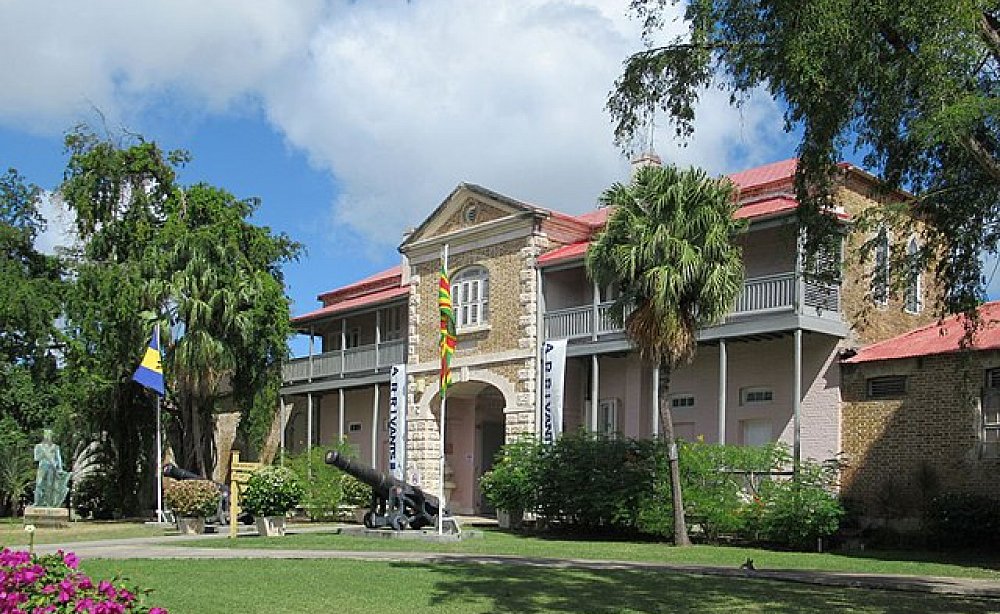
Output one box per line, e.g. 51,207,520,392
983,369,1000,458
452,266,489,330
670,394,696,410
873,227,891,306
740,386,774,406
597,398,618,437
904,237,923,314
381,304,406,342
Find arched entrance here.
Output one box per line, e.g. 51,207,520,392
434,381,506,515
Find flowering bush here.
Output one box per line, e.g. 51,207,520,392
163,480,220,518
0,548,167,613
241,466,304,517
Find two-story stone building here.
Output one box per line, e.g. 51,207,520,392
277,158,934,515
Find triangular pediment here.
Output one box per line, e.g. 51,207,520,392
400,183,540,249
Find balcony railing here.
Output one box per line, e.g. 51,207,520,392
544,273,840,341
283,339,406,384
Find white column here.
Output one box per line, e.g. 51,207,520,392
340,319,347,376
375,309,381,372
372,383,380,467
338,388,345,444
590,354,599,432
308,327,315,381
591,281,600,341
793,328,802,471
652,365,660,437
279,396,286,464
306,392,313,456
718,339,728,445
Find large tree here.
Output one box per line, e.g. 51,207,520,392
586,164,745,546
60,127,298,514
610,0,999,314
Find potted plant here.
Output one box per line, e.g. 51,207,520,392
479,439,539,529
242,466,304,536
164,480,220,535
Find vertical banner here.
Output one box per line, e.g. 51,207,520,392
388,364,408,481
541,338,568,445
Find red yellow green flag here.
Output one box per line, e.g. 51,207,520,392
438,263,457,398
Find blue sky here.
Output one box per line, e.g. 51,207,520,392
7,0,919,356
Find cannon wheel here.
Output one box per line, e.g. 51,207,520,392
390,516,408,531
363,512,376,529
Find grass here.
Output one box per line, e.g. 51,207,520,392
0,517,169,546
82,558,1000,614
189,526,1000,580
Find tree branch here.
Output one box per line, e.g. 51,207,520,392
962,133,1000,183
980,11,1000,63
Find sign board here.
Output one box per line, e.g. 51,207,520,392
228,450,261,538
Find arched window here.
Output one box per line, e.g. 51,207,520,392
452,266,489,328
904,237,922,313
873,227,890,306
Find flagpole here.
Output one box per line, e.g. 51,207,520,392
155,394,164,523
438,243,448,536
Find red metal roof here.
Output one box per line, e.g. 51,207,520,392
734,195,798,220
844,302,1000,363
293,285,409,326
729,158,798,191
537,241,590,266
317,265,401,303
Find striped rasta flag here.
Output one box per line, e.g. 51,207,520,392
438,262,457,398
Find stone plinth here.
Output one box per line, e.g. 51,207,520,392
24,506,69,528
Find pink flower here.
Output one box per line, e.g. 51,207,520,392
75,597,95,612
149,608,169,614
63,553,80,570
98,581,115,598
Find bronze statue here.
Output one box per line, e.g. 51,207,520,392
33,430,70,508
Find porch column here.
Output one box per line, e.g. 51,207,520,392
308,326,315,381
279,396,286,464
590,354,600,432
795,228,806,314
718,339,728,445
375,309,381,372
306,392,313,456
372,383,380,467
591,281,600,341
340,319,347,377
338,388,345,444
652,365,660,437
793,328,802,472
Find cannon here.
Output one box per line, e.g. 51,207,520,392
324,450,443,530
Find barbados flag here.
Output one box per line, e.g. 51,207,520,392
132,327,165,396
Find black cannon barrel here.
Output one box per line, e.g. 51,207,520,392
325,450,403,498
163,463,203,481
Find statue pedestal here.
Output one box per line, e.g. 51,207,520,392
24,506,69,528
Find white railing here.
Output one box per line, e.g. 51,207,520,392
282,339,406,383
543,273,841,340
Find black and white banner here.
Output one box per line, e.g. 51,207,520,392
541,339,568,445
388,364,408,481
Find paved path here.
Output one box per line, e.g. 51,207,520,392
29,531,1000,600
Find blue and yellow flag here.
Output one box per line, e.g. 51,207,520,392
132,327,165,396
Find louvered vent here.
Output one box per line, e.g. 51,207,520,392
867,375,906,399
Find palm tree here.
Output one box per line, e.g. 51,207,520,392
586,164,745,546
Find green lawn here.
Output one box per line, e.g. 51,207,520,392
191,527,1000,580
0,518,170,546
81,558,1000,614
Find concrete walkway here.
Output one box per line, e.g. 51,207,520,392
29,531,1000,601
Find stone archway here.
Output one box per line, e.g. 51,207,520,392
426,379,507,515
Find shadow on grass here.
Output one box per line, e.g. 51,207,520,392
409,560,1000,614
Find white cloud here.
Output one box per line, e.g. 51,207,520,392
0,1,792,248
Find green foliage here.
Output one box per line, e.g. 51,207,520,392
287,444,356,520
241,466,304,517
479,438,541,514
0,430,33,517
611,0,1000,314
586,164,745,368
164,480,221,518
71,470,120,520
925,492,1000,548
758,461,844,549
340,474,371,507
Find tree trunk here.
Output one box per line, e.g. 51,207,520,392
658,361,691,546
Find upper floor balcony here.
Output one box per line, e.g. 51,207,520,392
543,272,842,342
283,338,406,384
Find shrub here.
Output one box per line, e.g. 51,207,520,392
1,548,167,613
241,466,304,517
925,492,1000,548
479,438,540,514
341,474,371,507
164,480,220,518
72,471,119,520
287,447,342,520
758,461,844,549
